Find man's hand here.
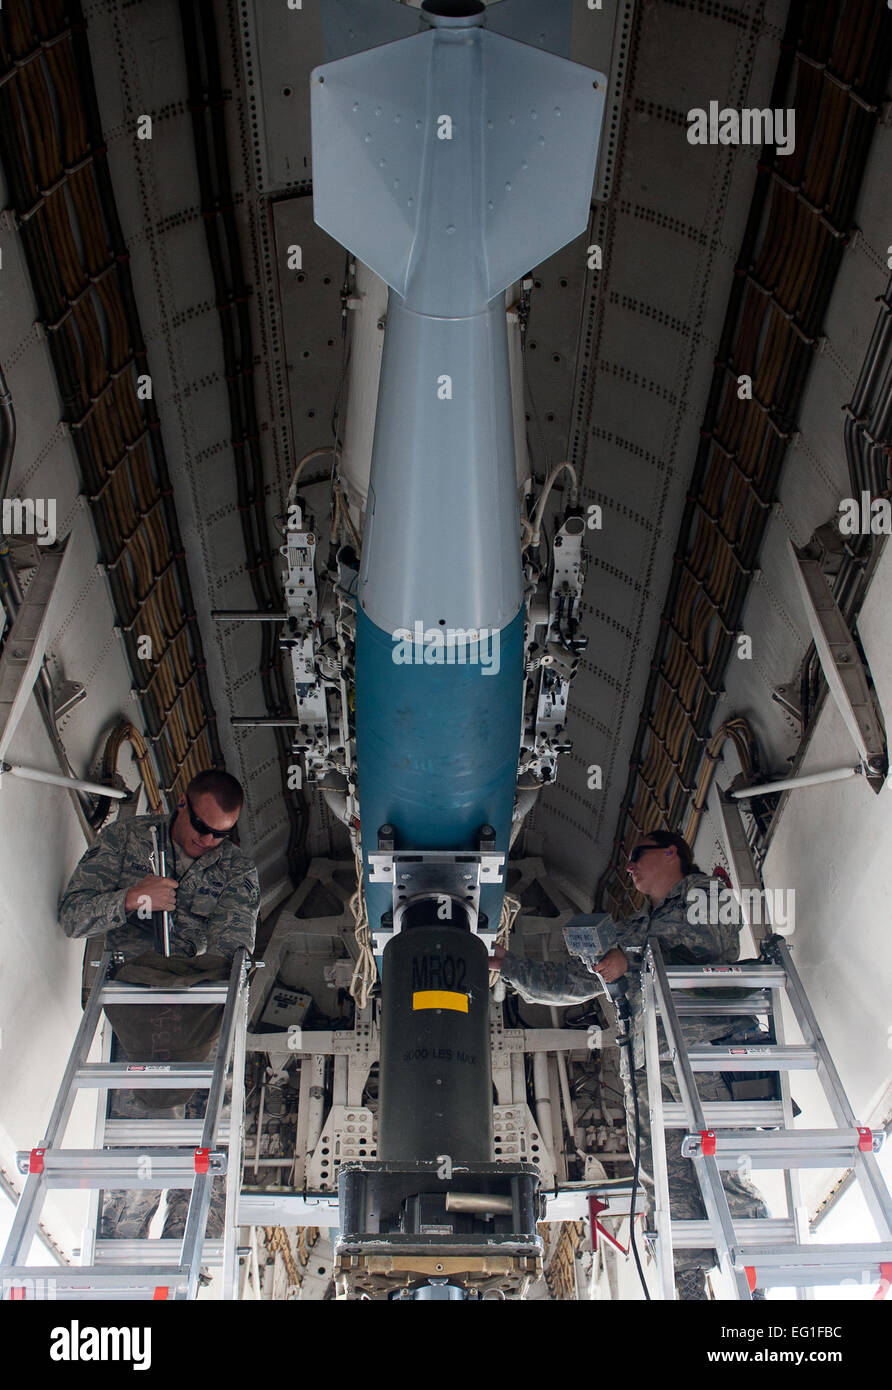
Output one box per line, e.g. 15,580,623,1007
595,946,628,983
489,942,507,972
125,876,177,915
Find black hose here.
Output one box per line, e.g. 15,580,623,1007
612,992,650,1299
625,1049,650,1300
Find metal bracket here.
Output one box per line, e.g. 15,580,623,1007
771,682,803,724
367,848,505,949
52,679,86,721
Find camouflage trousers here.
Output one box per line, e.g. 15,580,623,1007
103,962,226,1110
619,1016,770,1297
99,957,229,1241
99,1087,228,1240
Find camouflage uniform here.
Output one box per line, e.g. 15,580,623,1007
59,813,259,963
59,813,259,1240
501,871,769,1297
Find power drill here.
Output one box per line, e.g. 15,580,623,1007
562,913,631,1039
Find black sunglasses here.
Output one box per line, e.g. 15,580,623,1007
185,795,231,840
629,843,662,863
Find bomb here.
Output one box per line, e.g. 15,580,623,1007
378,900,493,1163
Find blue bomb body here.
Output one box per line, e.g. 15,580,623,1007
311,4,606,937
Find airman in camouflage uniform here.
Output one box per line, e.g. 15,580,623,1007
58,770,259,1241
59,820,258,966
493,831,769,1300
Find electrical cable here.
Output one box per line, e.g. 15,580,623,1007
287,446,337,504
347,845,376,1009
528,460,578,547
489,891,521,990
618,1022,650,1300
100,722,164,815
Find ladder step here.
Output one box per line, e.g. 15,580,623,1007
681,1128,884,1168
646,941,892,1300
99,985,231,1005
673,994,773,1015
0,1264,192,1299
94,1239,223,1266
684,1045,816,1071
672,1218,797,1248
103,1120,231,1145
662,1101,786,1126
15,1149,227,1187
740,1243,892,1285
669,1229,892,1283
1,947,249,1300
663,966,787,989
75,1062,215,1089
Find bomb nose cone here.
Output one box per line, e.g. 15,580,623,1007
422,0,485,27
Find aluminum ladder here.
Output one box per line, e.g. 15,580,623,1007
1,947,249,1300
642,935,892,1300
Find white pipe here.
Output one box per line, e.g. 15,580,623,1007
250,1229,262,1300
253,1080,266,1179
305,1059,327,1156
532,1052,556,1162
1,763,128,798
731,765,860,797
445,1192,514,1215
550,1011,577,1151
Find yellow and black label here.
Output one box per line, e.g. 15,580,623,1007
412,990,468,1013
